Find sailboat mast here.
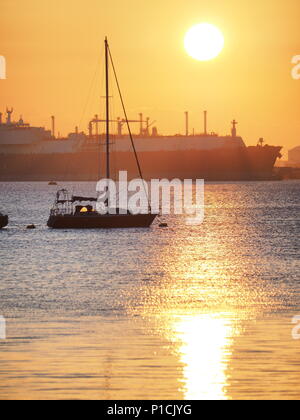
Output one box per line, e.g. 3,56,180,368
105,37,110,179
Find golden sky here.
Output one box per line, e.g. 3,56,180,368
1,0,300,156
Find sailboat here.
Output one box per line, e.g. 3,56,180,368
47,38,158,229
0,213,8,229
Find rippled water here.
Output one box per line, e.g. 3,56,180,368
0,181,299,400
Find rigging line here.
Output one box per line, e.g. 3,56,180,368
107,44,151,211
79,50,103,130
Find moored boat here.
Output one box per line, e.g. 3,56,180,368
0,213,8,229
47,190,157,229
47,38,158,230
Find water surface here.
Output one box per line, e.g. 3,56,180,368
0,181,299,400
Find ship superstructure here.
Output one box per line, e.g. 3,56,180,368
0,109,85,154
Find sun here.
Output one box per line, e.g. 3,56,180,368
184,23,224,61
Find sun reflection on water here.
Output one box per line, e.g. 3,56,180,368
172,314,234,400
129,205,277,400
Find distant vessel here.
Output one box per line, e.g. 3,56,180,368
0,96,282,182
47,38,157,229
0,107,282,181
0,213,8,229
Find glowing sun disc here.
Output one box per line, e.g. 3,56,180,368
184,23,224,61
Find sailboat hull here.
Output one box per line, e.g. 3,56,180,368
0,215,8,229
47,213,157,229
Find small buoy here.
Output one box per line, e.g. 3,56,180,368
159,223,168,228
26,224,36,230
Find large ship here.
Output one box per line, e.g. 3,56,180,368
0,109,282,181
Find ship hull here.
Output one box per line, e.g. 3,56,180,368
47,213,157,229
0,146,282,181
